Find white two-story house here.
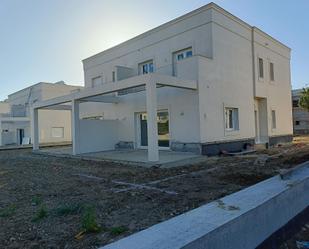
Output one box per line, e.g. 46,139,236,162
0,81,81,146
31,3,293,161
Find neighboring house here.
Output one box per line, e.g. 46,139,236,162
292,89,309,134
0,81,81,146
0,101,9,114
32,3,293,161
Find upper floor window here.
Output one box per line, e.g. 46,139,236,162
258,58,264,79
225,107,239,131
174,48,193,61
112,71,116,82
139,60,154,75
269,62,275,81
92,76,102,87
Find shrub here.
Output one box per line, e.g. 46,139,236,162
81,206,100,233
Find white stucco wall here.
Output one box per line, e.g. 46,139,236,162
76,3,292,148
253,28,293,137
198,8,255,143
83,8,213,88
79,119,119,153
38,110,72,144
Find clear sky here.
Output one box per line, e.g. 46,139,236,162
0,0,308,100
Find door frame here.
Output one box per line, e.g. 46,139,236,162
17,128,25,145
135,109,171,150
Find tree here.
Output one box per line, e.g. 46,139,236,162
299,87,309,111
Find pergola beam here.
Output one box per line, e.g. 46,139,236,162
41,105,72,111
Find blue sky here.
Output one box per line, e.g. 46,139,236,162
0,0,308,100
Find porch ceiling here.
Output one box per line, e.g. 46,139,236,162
32,74,197,109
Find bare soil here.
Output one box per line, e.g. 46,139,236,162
279,221,309,249
0,136,309,249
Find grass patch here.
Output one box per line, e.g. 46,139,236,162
31,196,43,206
32,206,48,222
0,204,16,218
55,203,82,216
110,226,128,235
81,206,101,233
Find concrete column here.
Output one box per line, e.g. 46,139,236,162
71,100,80,155
146,81,159,162
31,108,39,150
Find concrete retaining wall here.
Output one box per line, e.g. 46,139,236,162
100,162,309,249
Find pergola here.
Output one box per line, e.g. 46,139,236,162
31,74,197,162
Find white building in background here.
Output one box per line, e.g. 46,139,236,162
292,89,309,134
0,81,81,146
32,3,293,161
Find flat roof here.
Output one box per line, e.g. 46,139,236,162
83,2,290,62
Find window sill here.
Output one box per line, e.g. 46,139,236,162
224,129,240,136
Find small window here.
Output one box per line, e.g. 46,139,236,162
174,48,193,62
92,76,102,87
139,60,154,75
258,58,264,78
271,110,276,129
293,100,299,107
225,107,239,131
112,71,116,82
295,120,300,126
270,62,275,81
51,127,64,138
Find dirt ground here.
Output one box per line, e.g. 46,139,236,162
279,221,309,249
0,136,309,249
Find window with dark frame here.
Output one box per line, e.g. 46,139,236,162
271,110,277,129
139,60,154,75
174,48,193,62
225,107,239,131
258,58,264,78
270,62,275,81
112,71,116,82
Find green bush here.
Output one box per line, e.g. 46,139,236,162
110,226,128,235
32,206,48,222
0,204,16,218
81,206,101,233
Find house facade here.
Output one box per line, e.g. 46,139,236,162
292,89,309,134
32,3,293,161
0,81,81,146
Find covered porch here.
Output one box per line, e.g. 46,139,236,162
31,73,197,162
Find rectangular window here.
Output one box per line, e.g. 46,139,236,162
112,71,116,82
271,110,276,129
258,58,264,78
139,60,154,75
174,47,193,62
51,127,64,138
225,107,239,131
92,76,102,87
270,62,275,81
